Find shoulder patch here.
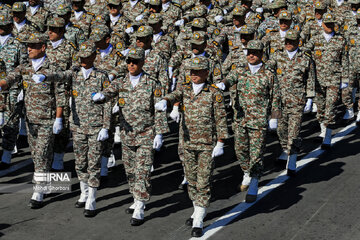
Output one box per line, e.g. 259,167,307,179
69,41,77,50
215,94,223,103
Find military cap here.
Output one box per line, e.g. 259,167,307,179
314,1,327,10
190,31,207,45
322,12,336,23
285,29,300,40
149,0,161,5
47,17,66,27
241,0,253,3
192,5,207,17
191,18,207,28
135,25,153,38
232,5,247,16
22,32,48,43
92,14,110,25
148,13,162,24
108,0,121,5
0,11,12,25
12,2,26,12
357,9,360,19
187,56,209,70
269,0,287,9
90,24,110,42
78,41,97,58
349,0,360,4
240,24,256,35
56,4,72,15
278,10,292,20
127,47,145,60
246,40,264,51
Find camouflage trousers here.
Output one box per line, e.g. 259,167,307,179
73,130,103,188
277,107,303,155
315,85,339,128
26,121,54,184
183,148,214,208
233,124,266,178
122,144,154,202
1,110,19,151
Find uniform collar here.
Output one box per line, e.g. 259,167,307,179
0,34,11,46
99,44,113,59
81,66,94,80
50,38,64,49
31,55,46,72
14,19,26,31
30,5,40,15
74,11,84,20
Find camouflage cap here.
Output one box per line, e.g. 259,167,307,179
240,24,256,35
246,40,264,51
349,0,360,4
126,47,145,60
12,2,26,12
232,5,247,16
90,24,110,42
191,18,207,28
47,17,66,27
0,11,12,25
192,5,207,17
56,4,72,15
78,41,97,58
285,29,300,40
92,14,110,25
357,9,360,19
22,32,48,43
314,1,327,10
187,56,209,70
322,12,336,23
269,0,287,9
135,25,153,38
190,31,207,45
108,0,121,5
149,0,161,5
148,13,162,24
278,10,292,20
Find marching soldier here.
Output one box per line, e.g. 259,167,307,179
26,0,49,32
70,0,95,38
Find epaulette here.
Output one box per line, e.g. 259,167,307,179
87,12,95,16
113,32,123,38
73,24,81,29
5,4,11,8
69,41,77,50
29,21,41,31
116,51,123,58
95,68,109,76
256,14,262,20
304,51,311,58
174,3,182,8
211,84,218,89
15,37,22,42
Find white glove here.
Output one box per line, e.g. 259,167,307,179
32,74,45,83
107,154,116,168
155,99,167,111
0,112,4,126
17,90,24,102
168,67,173,79
256,7,264,13
268,119,278,130
223,9,228,15
212,141,224,158
170,105,180,123
125,27,134,34
216,82,226,91
175,19,184,26
135,14,144,21
215,15,223,23
340,82,348,89
144,0,150,3
53,117,63,134
121,48,130,56
153,134,163,151
92,92,105,102
69,97,72,107
304,98,312,113
112,103,120,114
170,77,177,92
97,128,109,141
108,74,115,81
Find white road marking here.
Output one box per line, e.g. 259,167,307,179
190,122,357,240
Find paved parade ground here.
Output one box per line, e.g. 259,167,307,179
0,113,359,240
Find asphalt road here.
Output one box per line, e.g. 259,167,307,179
0,110,359,240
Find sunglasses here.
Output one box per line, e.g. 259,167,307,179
126,58,141,64
108,4,120,9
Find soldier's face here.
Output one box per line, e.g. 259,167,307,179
28,43,46,59
13,12,26,23
150,22,162,34
80,52,96,69
149,5,161,13
191,43,206,55
322,22,334,34
108,4,121,16
241,1,252,10
136,36,152,50
351,4,359,11
29,0,40,6
274,7,286,17
285,39,299,52
48,27,65,42
315,9,326,20
190,69,208,84
72,1,84,11
127,58,144,76
94,37,110,50
247,50,262,65
0,24,12,36
240,34,254,45
279,19,291,31
233,15,245,27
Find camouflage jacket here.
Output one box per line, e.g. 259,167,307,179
25,5,49,31
214,25,245,53
93,44,125,79
121,0,147,23
301,17,324,43
160,2,182,30
64,22,87,49
345,26,360,78
304,32,349,87
84,0,109,15
222,45,248,76
151,32,177,61
225,64,281,129
165,81,229,150
12,19,43,38
70,10,95,38
102,72,169,146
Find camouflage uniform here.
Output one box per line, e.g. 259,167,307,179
70,8,95,38
43,0,71,12
12,2,43,37
300,2,328,43
304,13,349,127
121,0,147,23
225,40,281,178
102,48,169,201
164,57,229,208
84,0,109,15
25,3,49,32
160,0,182,31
